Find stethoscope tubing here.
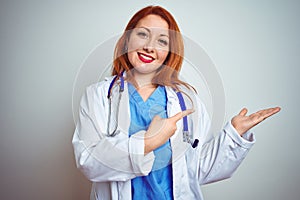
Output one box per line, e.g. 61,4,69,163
106,73,198,148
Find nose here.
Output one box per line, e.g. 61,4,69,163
143,38,155,53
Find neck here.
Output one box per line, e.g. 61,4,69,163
132,70,157,89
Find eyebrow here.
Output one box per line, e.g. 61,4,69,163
137,26,169,38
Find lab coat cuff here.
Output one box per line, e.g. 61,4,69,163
129,130,155,176
224,121,256,149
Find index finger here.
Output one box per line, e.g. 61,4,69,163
257,107,281,120
170,109,195,122
249,107,281,125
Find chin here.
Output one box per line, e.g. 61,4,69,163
134,64,161,74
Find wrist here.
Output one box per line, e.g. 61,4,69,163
144,136,154,154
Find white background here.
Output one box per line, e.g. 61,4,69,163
0,0,299,199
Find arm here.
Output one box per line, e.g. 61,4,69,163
196,94,280,184
198,121,255,185
72,84,155,182
195,95,255,185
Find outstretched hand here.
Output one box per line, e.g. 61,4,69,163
231,107,281,136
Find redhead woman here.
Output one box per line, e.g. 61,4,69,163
72,5,280,200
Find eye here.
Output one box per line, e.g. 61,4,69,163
137,31,149,39
158,38,169,47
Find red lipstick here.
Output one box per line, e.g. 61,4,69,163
138,52,154,63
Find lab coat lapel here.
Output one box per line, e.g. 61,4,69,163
165,86,189,160
165,86,190,198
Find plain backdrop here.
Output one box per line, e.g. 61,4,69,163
0,0,299,199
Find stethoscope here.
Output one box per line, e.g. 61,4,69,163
106,72,199,148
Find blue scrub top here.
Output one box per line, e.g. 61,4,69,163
128,82,173,200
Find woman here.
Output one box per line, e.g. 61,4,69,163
72,5,280,200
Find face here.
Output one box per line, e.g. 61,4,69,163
127,14,170,75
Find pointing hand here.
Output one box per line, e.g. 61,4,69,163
144,109,194,154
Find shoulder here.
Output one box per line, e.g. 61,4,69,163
85,76,117,96
174,84,209,116
80,76,117,108
87,76,116,90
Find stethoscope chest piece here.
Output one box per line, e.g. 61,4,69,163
176,91,199,148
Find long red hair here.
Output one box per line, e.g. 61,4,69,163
112,5,192,90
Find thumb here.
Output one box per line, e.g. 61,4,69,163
171,109,195,122
238,108,248,116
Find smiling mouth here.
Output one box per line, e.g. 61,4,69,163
137,52,154,63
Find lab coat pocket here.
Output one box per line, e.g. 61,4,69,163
185,146,199,178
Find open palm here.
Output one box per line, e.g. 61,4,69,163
231,107,281,136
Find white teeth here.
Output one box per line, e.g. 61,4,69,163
139,53,153,60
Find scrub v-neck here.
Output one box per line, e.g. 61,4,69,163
129,82,163,104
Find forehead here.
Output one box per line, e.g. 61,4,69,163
135,14,169,32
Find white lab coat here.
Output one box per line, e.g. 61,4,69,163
72,76,255,200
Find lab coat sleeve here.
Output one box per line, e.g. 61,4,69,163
195,95,256,185
72,83,155,182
